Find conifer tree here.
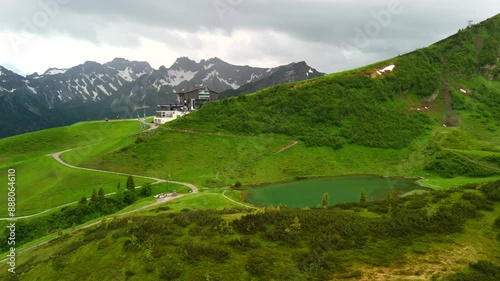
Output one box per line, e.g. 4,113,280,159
360,190,367,203
322,192,329,208
98,187,106,201
126,175,135,191
91,188,98,203
78,196,87,205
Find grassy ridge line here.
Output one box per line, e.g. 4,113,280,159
0,120,141,159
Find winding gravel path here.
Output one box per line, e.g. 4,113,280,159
0,138,199,261
0,134,197,221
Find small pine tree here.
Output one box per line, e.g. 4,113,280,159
91,188,98,203
78,196,87,205
360,190,367,203
126,175,135,192
124,190,138,205
98,187,106,201
290,216,301,230
140,183,153,197
386,190,393,200
322,192,329,208
115,182,124,202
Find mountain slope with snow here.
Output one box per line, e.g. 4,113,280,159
0,57,324,138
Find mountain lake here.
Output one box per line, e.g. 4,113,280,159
244,175,426,208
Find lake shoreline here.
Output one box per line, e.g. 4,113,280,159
238,175,427,208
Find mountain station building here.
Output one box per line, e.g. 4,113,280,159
153,86,219,125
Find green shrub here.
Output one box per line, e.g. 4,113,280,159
481,181,500,201
425,151,497,178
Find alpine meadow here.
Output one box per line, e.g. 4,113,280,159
0,9,499,281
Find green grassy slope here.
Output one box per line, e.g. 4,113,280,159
68,128,291,188
0,121,149,217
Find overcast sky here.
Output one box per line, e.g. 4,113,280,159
0,0,498,75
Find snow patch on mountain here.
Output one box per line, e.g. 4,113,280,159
135,70,148,77
0,86,11,92
167,69,197,86
153,78,170,91
27,85,37,94
91,90,99,100
204,63,215,70
203,70,218,82
96,85,110,96
118,67,134,82
376,65,396,76
81,85,91,97
219,77,239,89
44,68,68,75
246,73,262,83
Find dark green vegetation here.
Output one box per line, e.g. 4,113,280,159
1,181,498,280
445,261,500,281
173,75,432,150
0,179,181,253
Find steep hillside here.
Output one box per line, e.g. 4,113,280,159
167,15,499,179
171,14,499,144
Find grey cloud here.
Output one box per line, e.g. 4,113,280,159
0,0,498,73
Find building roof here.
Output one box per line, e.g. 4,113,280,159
157,104,185,109
177,86,219,95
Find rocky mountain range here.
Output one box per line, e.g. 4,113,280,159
0,57,324,138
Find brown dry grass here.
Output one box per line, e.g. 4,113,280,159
347,244,478,281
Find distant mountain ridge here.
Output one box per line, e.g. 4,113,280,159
0,57,324,138
220,61,324,98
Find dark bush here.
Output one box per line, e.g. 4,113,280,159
462,192,494,211
481,181,500,201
